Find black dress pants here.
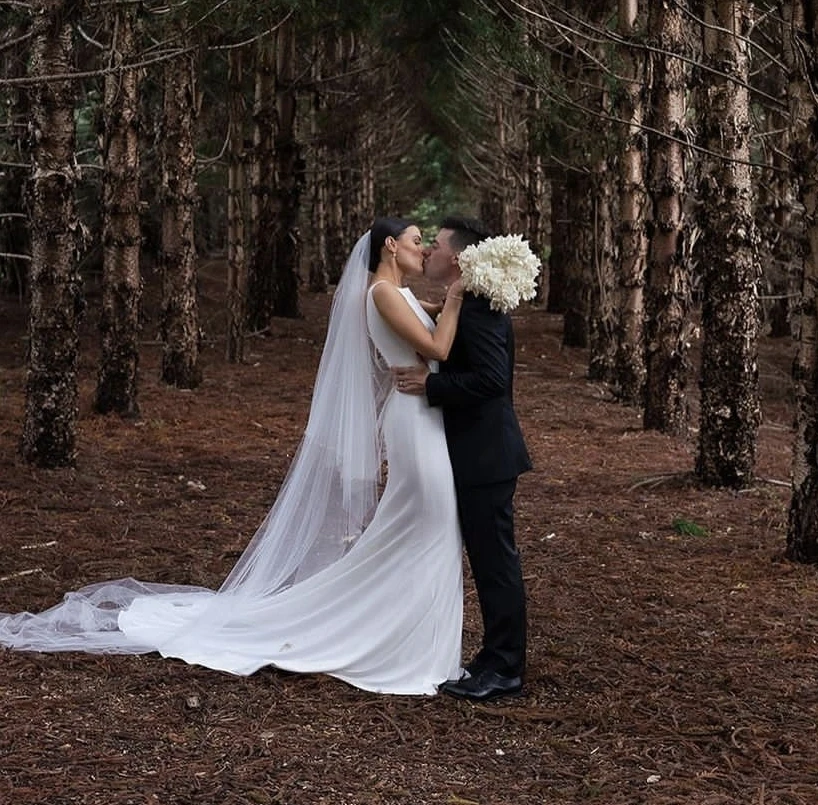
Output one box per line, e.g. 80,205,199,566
455,477,526,676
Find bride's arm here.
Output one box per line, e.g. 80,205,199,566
371,280,463,361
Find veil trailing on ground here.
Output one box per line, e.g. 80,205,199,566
0,231,391,654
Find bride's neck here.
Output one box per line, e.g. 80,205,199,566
373,263,403,286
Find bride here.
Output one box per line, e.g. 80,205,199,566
0,218,467,695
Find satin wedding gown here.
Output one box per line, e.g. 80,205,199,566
0,285,463,695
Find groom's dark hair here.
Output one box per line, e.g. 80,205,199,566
440,215,490,253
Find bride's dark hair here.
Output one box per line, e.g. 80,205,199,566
368,217,413,273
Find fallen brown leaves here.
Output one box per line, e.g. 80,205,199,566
0,270,816,804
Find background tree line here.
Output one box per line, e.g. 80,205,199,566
2,0,818,562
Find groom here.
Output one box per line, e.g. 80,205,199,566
394,215,532,701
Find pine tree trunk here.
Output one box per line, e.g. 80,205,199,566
525,87,546,304
159,44,200,388
270,18,302,319
562,169,593,348
588,155,618,381
614,0,648,405
586,17,619,383
547,167,568,314
95,6,141,415
765,120,798,340
307,38,328,294
757,32,796,339
361,128,375,223
495,99,511,234
324,31,352,280
247,38,276,330
695,0,760,488
21,0,84,467
226,47,247,363
643,0,691,436
786,0,818,562
0,16,30,298
342,132,365,251
326,158,345,284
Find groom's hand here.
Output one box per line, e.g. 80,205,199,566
392,364,429,395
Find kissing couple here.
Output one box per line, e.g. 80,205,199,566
0,215,538,702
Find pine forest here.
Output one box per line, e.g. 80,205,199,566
1,2,818,803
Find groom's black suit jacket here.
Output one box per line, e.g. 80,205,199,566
425,293,531,488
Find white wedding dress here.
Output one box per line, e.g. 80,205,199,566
0,285,463,695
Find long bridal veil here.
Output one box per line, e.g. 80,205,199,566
0,231,391,654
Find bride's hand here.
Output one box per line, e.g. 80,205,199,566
446,279,465,301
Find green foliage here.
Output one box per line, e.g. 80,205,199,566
398,135,476,233
671,518,709,538
376,1,498,137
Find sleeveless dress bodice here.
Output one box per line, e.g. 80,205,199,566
366,283,439,373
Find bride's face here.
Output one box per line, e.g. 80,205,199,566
394,226,424,277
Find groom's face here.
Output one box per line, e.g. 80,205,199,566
423,228,460,284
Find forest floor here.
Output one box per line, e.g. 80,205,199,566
0,261,816,805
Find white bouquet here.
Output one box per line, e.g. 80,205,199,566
457,234,541,313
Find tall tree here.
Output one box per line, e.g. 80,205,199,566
246,18,303,325
523,84,545,281
695,0,760,487
786,0,818,562
269,16,302,318
225,46,248,363
643,0,692,436
95,4,142,415
554,33,592,348
0,12,30,298
479,98,512,234
562,167,593,347
614,0,649,405
21,0,85,467
306,31,328,293
246,36,276,331
586,3,619,383
158,27,201,388
547,167,568,313
754,11,798,339
587,144,618,382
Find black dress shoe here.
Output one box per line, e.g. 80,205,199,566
439,669,523,701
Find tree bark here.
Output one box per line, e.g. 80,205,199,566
695,0,760,488
587,153,618,382
525,86,546,305
95,6,142,415
226,47,248,363
586,11,619,384
21,0,85,467
326,156,345,284
562,169,593,348
614,0,649,405
787,0,818,562
159,42,201,388
547,167,568,314
307,35,328,293
269,17,302,319
643,0,692,436
247,37,276,330
758,13,797,339
0,16,30,298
